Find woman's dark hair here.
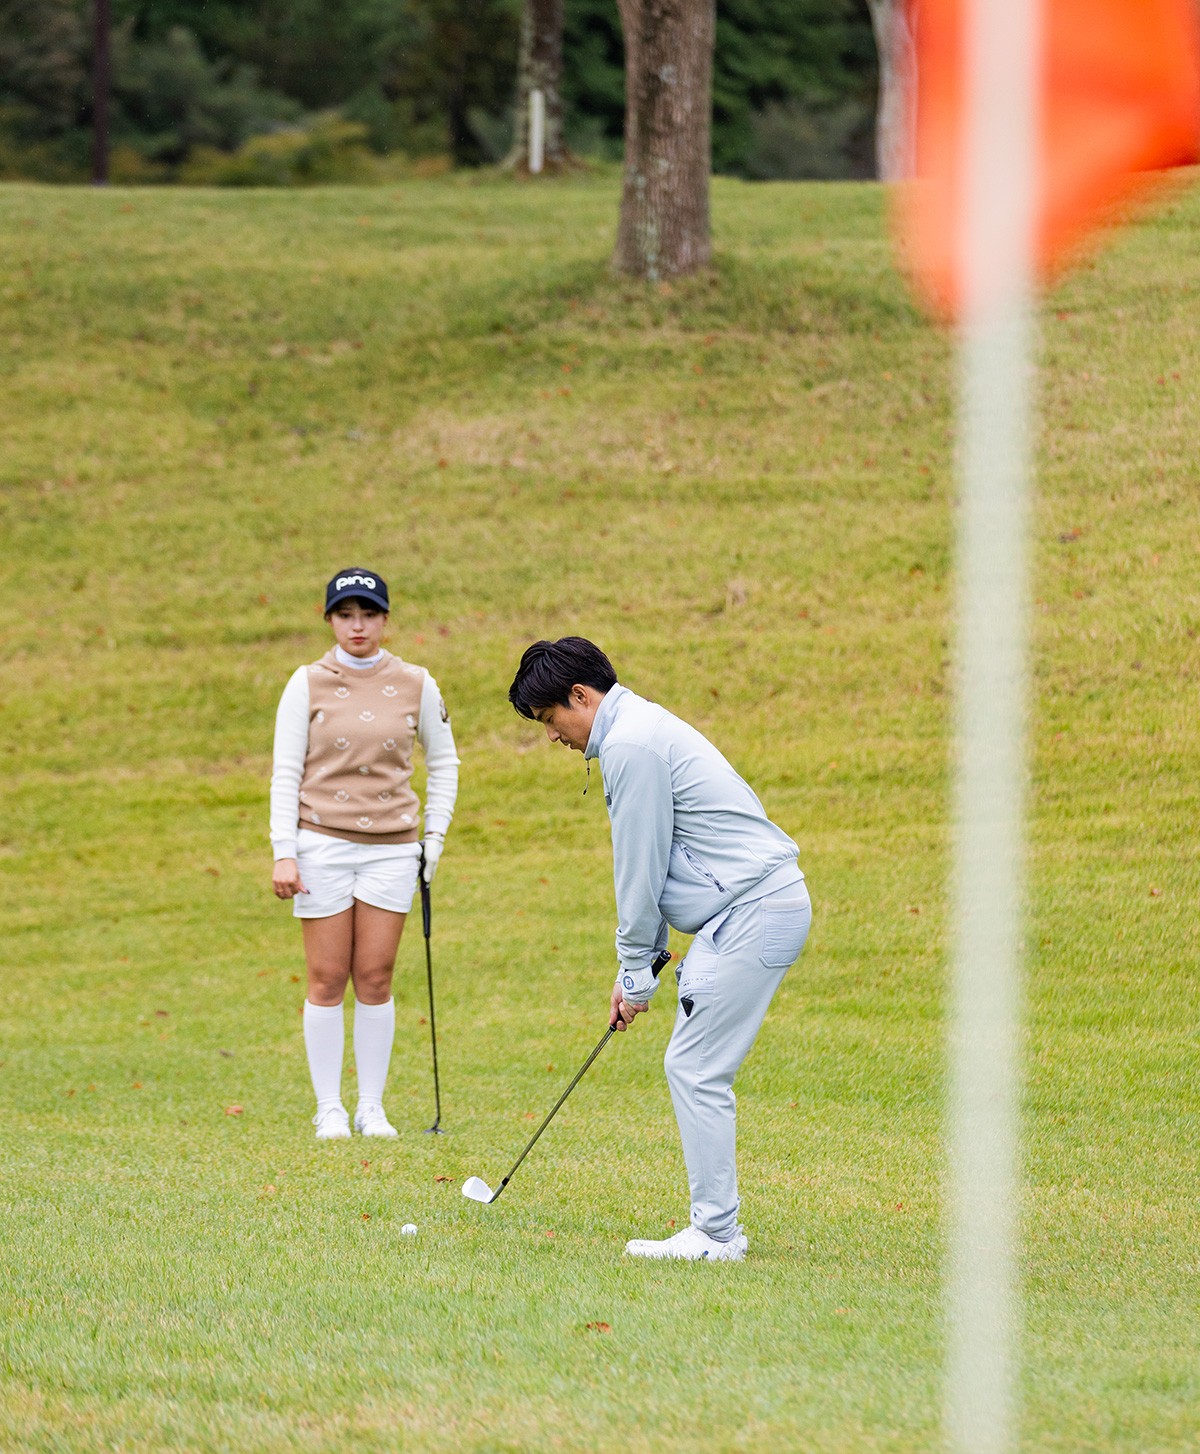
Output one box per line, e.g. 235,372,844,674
508,637,618,719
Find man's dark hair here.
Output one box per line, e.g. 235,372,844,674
508,637,618,719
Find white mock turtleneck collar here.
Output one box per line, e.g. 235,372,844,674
335,645,384,670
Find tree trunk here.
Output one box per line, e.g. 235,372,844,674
866,0,918,182
505,0,569,173
91,0,111,184
612,0,715,280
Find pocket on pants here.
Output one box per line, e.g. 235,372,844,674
760,897,811,969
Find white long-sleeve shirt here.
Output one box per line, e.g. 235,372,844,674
270,662,459,860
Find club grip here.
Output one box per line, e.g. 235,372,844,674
651,949,672,978
419,846,431,937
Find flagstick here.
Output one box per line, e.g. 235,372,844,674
947,0,1038,1450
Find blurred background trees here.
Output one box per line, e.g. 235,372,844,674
0,0,879,183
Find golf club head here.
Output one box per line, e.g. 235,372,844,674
461,1176,494,1203
424,1124,447,1135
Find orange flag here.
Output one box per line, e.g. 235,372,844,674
901,0,1200,316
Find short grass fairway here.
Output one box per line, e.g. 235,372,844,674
1,174,1197,1453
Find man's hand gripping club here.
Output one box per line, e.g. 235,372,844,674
611,949,673,1030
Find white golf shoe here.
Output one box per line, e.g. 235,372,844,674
624,1224,748,1262
354,1102,399,1138
313,1104,351,1140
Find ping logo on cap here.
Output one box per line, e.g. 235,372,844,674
337,573,376,591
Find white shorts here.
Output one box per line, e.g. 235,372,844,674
293,829,421,919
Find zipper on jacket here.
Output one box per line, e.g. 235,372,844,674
681,844,727,894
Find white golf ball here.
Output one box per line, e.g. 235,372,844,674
401,1223,418,1236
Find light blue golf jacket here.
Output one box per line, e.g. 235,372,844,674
584,684,804,997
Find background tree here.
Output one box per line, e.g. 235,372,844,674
506,0,569,171
613,0,716,279
0,0,881,182
0,0,90,178
865,0,915,180
567,0,876,176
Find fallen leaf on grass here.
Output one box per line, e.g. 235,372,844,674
434,1175,454,1183
219,1049,233,1058
132,1082,142,1090
585,1322,612,1333
204,867,220,877
1149,886,1162,897
155,1009,169,1017
667,1219,676,1229
361,1213,371,1221
544,1231,556,1238
225,1105,243,1116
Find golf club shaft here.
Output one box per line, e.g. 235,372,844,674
419,847,442,1131
490,948,672,1201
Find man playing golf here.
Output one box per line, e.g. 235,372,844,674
509,638,811,1261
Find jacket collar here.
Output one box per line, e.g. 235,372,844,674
584,683,629,760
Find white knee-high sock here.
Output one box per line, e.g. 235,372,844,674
353,998,395,1108
303,1000,345,1110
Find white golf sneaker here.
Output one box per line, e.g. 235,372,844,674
624,1225,748,1262
313,1104,351,1140
354,1102,399,1138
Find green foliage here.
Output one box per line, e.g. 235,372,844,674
713,0,876,174
120,0,522,164
0,0,90,178
2,177,1199,1450
742,96,873,182
114,24,304,163
0,0,88,133
178,114,375,185
0,0,878,180
562,0,877,177
0,3,304,179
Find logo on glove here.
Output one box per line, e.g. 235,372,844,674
622,975,635,990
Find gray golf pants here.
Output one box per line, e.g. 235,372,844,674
664,880,812,1241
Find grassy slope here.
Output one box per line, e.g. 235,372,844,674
0,174,1196,1453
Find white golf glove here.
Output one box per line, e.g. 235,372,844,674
615,963,661,1006
421,835,444,884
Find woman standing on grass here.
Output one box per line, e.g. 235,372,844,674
270,568,459,1140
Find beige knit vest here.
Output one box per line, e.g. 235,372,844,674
299,650,426,845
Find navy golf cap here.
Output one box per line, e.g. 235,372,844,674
325,567,389,614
